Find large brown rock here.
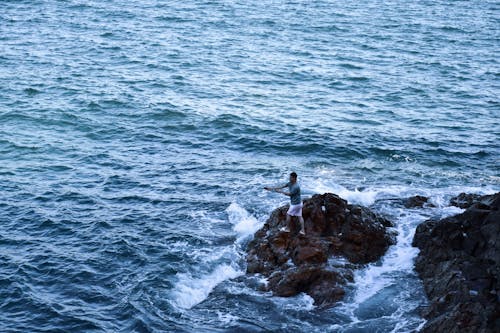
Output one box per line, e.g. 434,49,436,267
246,193,396,306
413,192,500,333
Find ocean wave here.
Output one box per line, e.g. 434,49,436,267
170,264,243,310
1,0,498,331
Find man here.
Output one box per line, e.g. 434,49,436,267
264,172,305,235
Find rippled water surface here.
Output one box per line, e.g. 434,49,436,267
1,0,499,332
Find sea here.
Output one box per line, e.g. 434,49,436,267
0,1,499,332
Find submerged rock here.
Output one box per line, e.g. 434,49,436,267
246,193,396,306
403,195,435,208
413,192,500,333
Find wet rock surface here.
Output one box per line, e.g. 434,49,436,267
449,192,490,209
413,192,500,333
246,193,396,306
403,195,435,208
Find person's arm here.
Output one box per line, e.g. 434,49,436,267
286,185,299,198
278,185,298,197
272,185,291,196
264,184,288,193
277,189,291,196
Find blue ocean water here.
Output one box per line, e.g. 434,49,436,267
0,0,499,332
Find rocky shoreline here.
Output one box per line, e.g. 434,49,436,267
245,190,499,331
413,192,500,332
245,193,396,306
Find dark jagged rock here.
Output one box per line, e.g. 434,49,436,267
403,195,435,208
449,192,490,209
413,192,500,333
246,193,396,306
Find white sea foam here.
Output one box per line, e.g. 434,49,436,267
169,203,264,311
345,208,424,312
337,188,379,207
274,293,316,311
308,182,377,206
333,186,494,329
170,264,243,309
308,174,498,208
226,202,263,243
307,176,406,206
216,311,239,325
171,178,497,323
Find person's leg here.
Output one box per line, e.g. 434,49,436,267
283,214,291,232
298,216,305,235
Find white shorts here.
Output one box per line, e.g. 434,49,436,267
287,203,303,217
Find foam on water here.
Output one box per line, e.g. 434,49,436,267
216,311,239,326
305,173,499,331
169,179,498,323
308,174,415,207
274,293,316,312
226,202,263,243
169,202,263,310
349,217,422,307
333,186,496,331
170,264,243,310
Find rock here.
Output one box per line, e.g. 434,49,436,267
403,195,435,208
413,192,500,333
449,193,483,209
449,192,495,209
404,195,428,208
267,265,353,304
246,193,396,306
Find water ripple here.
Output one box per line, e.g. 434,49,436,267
0,0,498,332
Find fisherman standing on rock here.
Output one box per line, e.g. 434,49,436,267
264,172,306,235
